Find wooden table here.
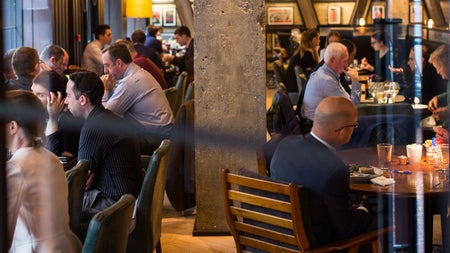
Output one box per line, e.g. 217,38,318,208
338,146,449,253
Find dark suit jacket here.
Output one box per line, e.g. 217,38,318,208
270,134,372,246
78,105,142,201
173,39,194,84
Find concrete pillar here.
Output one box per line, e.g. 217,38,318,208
194,0,266,234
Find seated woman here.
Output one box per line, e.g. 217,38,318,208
360,30,391,81
5,90,82,252
31,70,83,157
284,29,320,92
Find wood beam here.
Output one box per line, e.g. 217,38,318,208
295,0,318,29
423,0,446,27
350,0,372,26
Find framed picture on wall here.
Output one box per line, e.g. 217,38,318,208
327,6,341,24
409,2,423,23
267,7,293,25
152,8,162,26
164,8,176,26
372,5,384,19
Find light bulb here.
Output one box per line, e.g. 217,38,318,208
359,18,366,26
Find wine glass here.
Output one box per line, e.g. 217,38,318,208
384,82,400,104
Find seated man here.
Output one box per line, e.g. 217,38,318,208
301,43,361,125
39,44,70,76
65,71,142,218
102,43,174,154
271,96,376,246
6,47,40,91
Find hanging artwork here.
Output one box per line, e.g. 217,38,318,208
327,6,341,24
267,7,293,25
164,8,176,26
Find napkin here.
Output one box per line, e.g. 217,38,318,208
370,176,395,186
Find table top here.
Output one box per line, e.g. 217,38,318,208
338,146,450,197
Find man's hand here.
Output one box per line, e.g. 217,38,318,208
428,96,439,111
432,107,450,122
345,67,360,83
100,74,116,91
434,126,449,144
85,170,95,190
45,91,64,136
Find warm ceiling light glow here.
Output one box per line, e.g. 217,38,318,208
126,0,152,18
359,18,366,26
427,19,434,29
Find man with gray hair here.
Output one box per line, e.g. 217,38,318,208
40,44,69,76
301,42,361,123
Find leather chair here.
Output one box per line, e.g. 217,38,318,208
127,139,171,253
172,71,188,116
82,194,136,253
184,81,194,101
65,159,90,239
272,61,285,85
294,65,306,96
222,168,393,253
164,86,179,116
266,85,301,136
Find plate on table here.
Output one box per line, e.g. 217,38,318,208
349,166,383,183
412,104,428,110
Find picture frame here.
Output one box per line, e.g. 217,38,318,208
152,7,162,26
267,7,293,25
163,8,176,27
372,5,384,19
409,3,423,23
327,6,341,24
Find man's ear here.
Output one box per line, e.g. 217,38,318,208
49,56,57,65
79,94,88,106
8,121,19,135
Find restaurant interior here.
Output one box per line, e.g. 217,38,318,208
1,0,450,252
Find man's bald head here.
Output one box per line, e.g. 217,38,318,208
312,96,358,147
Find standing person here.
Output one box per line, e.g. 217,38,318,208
131,29,164,69
6,47,40,91
145,24,163,54
163,26,194,84
81,24,113,76
65,71,142,218
360,30,391,81
428,44,450,126
5,90,82,252
101,43,174,154
301,42,361,131
284,29,320,92
31,70,82,157
319,30,342,60
271,96,376,246
40,44,70,76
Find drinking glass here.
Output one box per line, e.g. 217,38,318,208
439,144,449,171
384,82,400,104
377,143,392,170
406,143,423,165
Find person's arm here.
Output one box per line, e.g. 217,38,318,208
6,164,25,249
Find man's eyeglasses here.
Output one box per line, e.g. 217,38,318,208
335,122,359,132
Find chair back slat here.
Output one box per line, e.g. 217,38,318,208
228,190,292,213
239,235,300,253
234,222,297,245
230,207,293,229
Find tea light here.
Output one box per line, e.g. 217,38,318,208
398,155,408,165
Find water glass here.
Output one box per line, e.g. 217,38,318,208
406,144,423,165
439,144,449,171
377,143,392,170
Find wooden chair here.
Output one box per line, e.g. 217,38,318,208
222,168,392,253
127,139,171,253
66,159,90,239
82,194,136,253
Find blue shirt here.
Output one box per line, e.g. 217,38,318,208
302,64,361,120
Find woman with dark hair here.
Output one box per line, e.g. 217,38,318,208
361,30,391,81
284,29,321,92
31,70,82,157
5,90,82,252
